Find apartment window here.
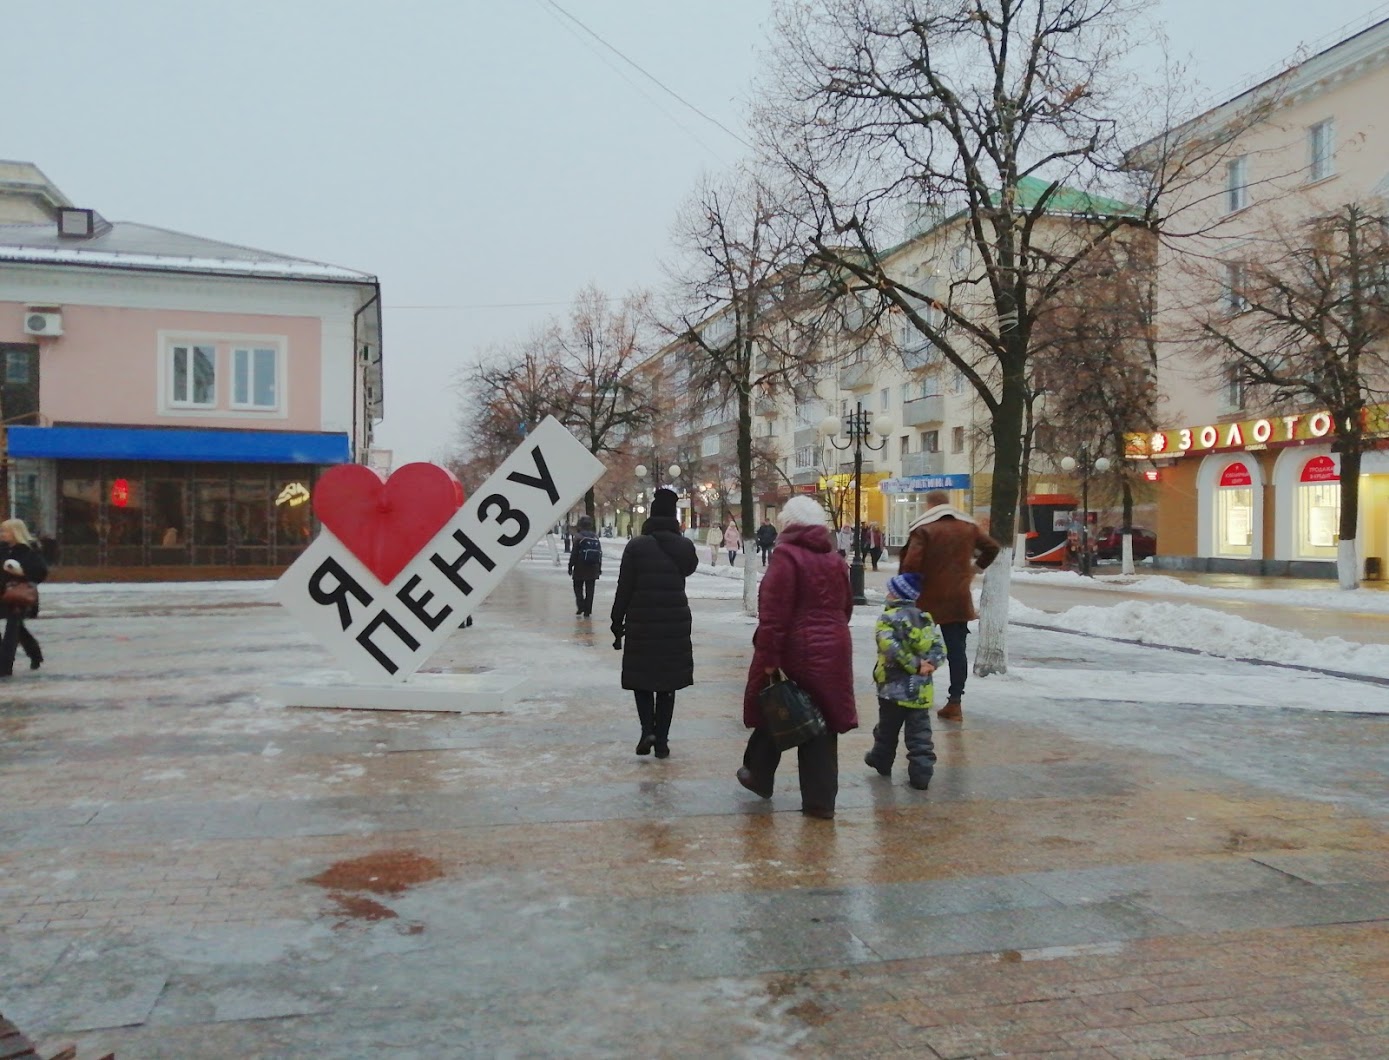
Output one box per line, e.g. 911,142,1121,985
170,343,216,407
949,368,966,395
920,429,940,453
1225,156,1248,213
951,426,965,453
879,387,890,411
700,434,721,458
1225,363,1246,411
1309,119,1334,182
232,347,279,409
899,383,911,404
1223,261,1248,314
899,435,909,459
795,445,816,469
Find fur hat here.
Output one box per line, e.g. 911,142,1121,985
886,572,922,601
651,488,678,518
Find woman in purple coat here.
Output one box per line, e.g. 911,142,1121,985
737,496,857,819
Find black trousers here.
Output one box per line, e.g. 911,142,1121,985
867,698,936,783
940,621,969,701
0,611,40,675
571,576,595,616
741,727,838,813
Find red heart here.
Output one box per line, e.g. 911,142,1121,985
313,462,465,584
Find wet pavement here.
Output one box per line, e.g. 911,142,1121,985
1,557,1386,1058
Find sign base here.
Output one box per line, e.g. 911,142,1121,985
267,670,528,713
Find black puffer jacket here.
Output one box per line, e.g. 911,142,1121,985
1,541,48,618
610,516,699,691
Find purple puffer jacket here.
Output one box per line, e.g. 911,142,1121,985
742,522,858,734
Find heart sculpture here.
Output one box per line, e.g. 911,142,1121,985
313,462,465,584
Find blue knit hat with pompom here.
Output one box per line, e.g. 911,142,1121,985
886,572,921,601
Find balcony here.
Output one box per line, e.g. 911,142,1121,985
902,395,944,427
838,460,876,476
755,396,779,417
838,359,874,391
903,450,944,476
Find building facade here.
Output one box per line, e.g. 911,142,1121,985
1136,17,1389,578
0,164,383,577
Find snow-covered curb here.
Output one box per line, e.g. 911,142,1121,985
1012,567,1389,614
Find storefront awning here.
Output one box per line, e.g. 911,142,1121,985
6,425,351,465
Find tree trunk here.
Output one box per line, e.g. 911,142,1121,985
1338,448,1362,590
1120,475,1135,576
974,360,1025,676
584,486,596,520
737,385,758,615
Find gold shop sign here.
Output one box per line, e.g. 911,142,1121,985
1126,404,1389,459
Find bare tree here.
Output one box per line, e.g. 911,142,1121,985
758,0,1249,673
1033,235,1163,571
454,334,568,470
665,166,843,613
1194,202,1389,589
554,285,657,518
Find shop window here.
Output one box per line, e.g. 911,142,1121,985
194,475,231,563
150,478,189,563
275,478,314,559
1214,460,1255,557
105,473,145,565
59,473,100,564
1297,456,1340,559
232,472,272,564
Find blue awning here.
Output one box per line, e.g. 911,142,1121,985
7,425,351,465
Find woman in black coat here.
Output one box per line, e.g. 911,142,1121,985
1,518,47,678
610,488,698,758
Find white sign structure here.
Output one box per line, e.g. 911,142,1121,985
275,417,605,685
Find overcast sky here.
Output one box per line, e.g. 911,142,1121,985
8,0,1388,464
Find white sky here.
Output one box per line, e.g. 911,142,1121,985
7,0,1388,464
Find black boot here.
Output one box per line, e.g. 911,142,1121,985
653,692,675,759
635,699,655,756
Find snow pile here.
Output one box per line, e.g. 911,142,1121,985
1011,596,1389,678
1012,567,1389,614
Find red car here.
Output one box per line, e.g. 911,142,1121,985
1094,527,1157,560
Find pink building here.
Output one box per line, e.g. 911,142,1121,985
0,161,382,577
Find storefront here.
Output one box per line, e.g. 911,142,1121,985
820,471,889,531
1131,405,1389,579
7,425,347,576
879,473,972,548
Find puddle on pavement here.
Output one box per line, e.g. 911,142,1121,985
307,849,445,895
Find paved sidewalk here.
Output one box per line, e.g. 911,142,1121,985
0,560,1385,1058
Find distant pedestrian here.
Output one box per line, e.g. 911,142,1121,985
864,572,946,790
866,523,885,571
898,491,1000,721
611,489,699,758
723,522,742,566
567,514,603,617
754,519,777,566
0,518,47,678
738,496,856,820
705,523,722,566
836,523,853,558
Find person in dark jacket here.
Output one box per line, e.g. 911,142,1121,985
1,518,47,677
738,496,856,819
610,488,699,758
567,514,603,617
754,520,777,566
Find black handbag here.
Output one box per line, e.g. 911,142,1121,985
759,669,827,751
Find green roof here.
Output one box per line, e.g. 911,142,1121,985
1000,175,1138,218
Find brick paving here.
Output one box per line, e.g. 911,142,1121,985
0,565,1385,1058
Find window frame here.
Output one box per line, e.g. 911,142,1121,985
158,332,289,419
1225,156,1249,214
169,342,218,409
230,345,282,411
1308,119,1335,183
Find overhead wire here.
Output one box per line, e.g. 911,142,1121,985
533,0,754,155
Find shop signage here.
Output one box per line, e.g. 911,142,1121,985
879,473,972,494
275,417,605,682
1129,402,1389,459
1218,461,1252,487
1300,455,1339,483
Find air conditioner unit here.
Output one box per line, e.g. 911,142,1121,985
23,309,62,337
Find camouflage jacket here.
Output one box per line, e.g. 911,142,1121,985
873,599,946,709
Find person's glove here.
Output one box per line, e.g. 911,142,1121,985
2,559,21,576
612,632,623,650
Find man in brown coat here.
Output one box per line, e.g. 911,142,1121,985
898,491,1001,720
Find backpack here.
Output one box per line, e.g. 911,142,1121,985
576,536,603,566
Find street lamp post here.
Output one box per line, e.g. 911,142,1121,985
820,402,894,605
1059,447,1111,578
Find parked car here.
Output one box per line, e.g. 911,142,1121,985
1095,526,1157,560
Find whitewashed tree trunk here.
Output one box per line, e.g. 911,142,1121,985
743,557,759,615
974,549,1011,676
1337,538,1360,590
1013,533,1028,569
1121,533,1135,575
